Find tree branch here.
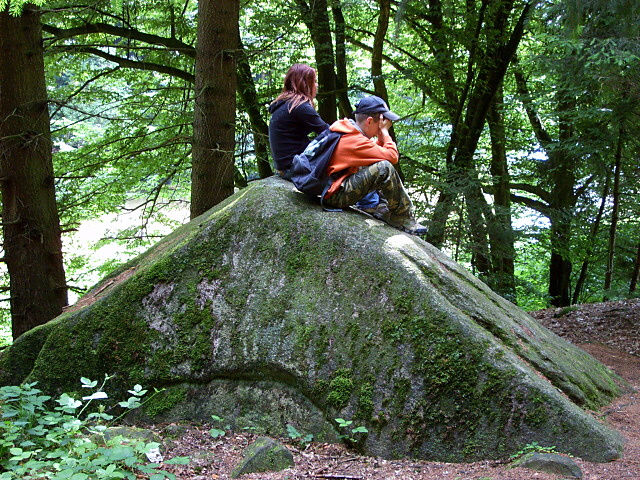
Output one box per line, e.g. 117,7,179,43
509,182,551,203
513,56,554,148
50,66,120,119
48,46,195,83
575,175,595,199
42,22,195,57
344,34,447,111
510,193,550,217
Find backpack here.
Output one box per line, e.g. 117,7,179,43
289,129,343,198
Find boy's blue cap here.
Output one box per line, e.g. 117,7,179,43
354,96,400,121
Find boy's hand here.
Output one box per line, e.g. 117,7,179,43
379,115,392,136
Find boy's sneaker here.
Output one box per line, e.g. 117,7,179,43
402,223,428,236
361,203,389,220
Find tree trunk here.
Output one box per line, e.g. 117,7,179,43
487,89,516,302
603,125,624,300
295,0,337,123
547,153,576,307
0,6,68,339
372,0,391,102
547,163,576,307
237,35,272,179
572,172,610,304
331,5,352,119
370,0,404,179
191,0,238,218
548,227,572,307
548,89,579,307
629,242,640,294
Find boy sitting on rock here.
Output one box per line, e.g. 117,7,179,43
322,95,427,235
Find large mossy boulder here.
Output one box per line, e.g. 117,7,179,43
0,177,628,462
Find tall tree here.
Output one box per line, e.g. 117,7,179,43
572,173,610,304
370,0,402,155
371,0,391,102
486,87,516,301
237,35,272,179
421,0,540,274
191,0,239,218
294,0,338,123
331,3,353,118
512,67,582,307
603,125,624,300
0,3,67,339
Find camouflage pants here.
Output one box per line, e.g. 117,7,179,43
324,161,417,230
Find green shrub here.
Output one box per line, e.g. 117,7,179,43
0,377,188,479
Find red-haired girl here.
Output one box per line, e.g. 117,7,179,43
268,64,329,178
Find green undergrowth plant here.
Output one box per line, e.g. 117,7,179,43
0,376,189,479
208,414,228,439
335,418,368,444
286,424,313,449
509,442,561,460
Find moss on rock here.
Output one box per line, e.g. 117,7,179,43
0,177,629,463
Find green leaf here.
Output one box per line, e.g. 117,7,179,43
118,397,142,409
80,378,98,389
82,391,108,401
0,0,46,16
56,394,82,411
150,473,172,480
286,424,301,439
62,418,83,431
57,468,78,479
128,385,148,397
334,418,352,427
87,412,113,422
164,456,190,465
46,450,65,459
70,473,90,480
10,450,32,461
2,408,18,418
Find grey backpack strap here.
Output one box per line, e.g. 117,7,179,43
320,181,342,212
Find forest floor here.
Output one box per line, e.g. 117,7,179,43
158,299,640,480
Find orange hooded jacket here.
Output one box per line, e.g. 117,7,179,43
324,118,399,198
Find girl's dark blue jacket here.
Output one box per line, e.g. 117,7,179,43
268,99,329,171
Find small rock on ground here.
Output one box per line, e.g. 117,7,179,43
514,452,582,478
230,436,294,478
